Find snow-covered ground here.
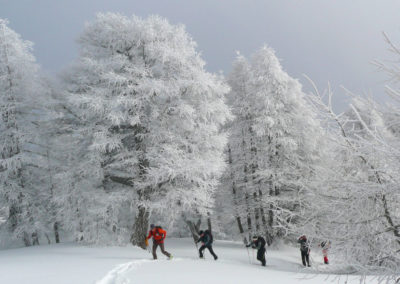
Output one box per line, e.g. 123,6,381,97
0,238,375,284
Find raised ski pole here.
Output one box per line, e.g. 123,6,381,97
186,220,200,257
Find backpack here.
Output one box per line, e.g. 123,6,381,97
300,239,309,252
154,226,165,240
259,237,266,248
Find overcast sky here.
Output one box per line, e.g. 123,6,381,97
1,0,400,110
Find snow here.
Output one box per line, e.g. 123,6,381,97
0,238,373,284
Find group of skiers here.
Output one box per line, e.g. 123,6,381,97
145,224,218,261
245,235,330,267
297,235,331,267
145,224,330,267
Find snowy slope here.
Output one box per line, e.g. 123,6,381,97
0,238,374,284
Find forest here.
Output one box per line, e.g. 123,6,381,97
1,12,400,279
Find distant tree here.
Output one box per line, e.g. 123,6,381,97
226,46,323,244
0,19,53,246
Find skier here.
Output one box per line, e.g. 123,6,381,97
246,235,266,266
197,229,218,260
297,235,311,267
145,224,172,260
318,240,331,264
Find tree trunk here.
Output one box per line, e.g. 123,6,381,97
78,221,84,242
266,179,274,245
246,193,252,240
54,221,60,243
228,144,245,238
249,131,260,233
45,233,51,244
243,149,252,240
131,131,151,249
186,219,201,243
46,146,61,244
241,131,253,241
207,215,212,233
253,192,260,232
236,216,244,234
32,231,39,245
8,204,18,231
23,232,31,247
131,205,149,249
258,189,271,245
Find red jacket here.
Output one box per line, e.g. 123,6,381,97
147,227,167,243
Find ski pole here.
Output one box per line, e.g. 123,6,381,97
194,241,201,259
246,246,251,264
242,234,251,264
309,251,317,267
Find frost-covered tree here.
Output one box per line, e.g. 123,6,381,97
0,19,53,246
225,46,323,244
63,13,231,247
305,78,400,277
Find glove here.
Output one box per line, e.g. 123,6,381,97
145,238,149,247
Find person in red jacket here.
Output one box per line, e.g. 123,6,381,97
146,224,172,260
318,240,331,264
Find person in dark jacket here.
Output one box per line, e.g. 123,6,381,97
197,229,218,260
297,235,311,267
246,235,266,266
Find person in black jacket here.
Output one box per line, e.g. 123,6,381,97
246,236,266,266
197,230,218,260
297,235,311,267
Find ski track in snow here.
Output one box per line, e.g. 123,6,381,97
96,258,184,284
0,239,374,284
95,253,326,284
95,259,151,284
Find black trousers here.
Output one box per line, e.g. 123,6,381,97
257,247,266,266
301,250,310,266
199,244,218,259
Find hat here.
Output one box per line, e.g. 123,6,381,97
150,224,155,229
199,230,204,235
252,235,258,240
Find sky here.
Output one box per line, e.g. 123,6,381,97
1,0,400,110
